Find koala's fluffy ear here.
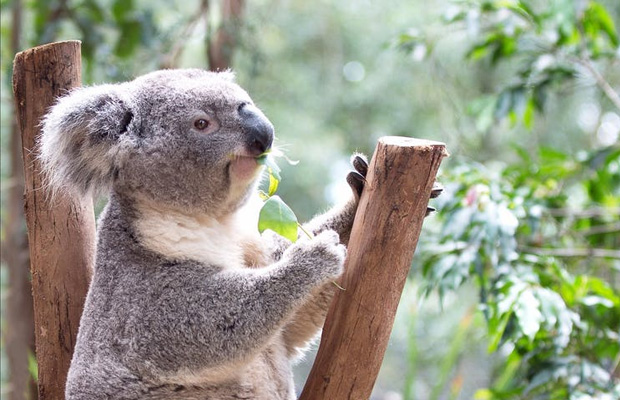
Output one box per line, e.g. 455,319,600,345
217,69,236,82
39,84,137,198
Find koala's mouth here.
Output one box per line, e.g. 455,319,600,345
228,154,261,181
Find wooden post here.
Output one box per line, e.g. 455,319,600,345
300,137,447,400
12,41,95,400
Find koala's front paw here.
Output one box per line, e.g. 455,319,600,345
284,230,345,281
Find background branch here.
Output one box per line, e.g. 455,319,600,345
520,246,620,259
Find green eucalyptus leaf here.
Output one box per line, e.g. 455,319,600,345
581,295,614,308
84,0,106,23
115,19,142,58
488,309,512,352
112,0,134,22
28,351,38,381
257,154,282,181
584,2,619,47
268,171,279,197
523,97,535,129
515,290,543,340
258,196,298,242
257,154,282,196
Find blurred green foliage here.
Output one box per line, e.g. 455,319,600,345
1,0,619,399
402,1,620,398
441,0,617,127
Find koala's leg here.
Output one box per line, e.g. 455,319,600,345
281,284,337,357
280,203,359,355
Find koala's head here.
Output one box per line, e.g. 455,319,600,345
40,69,274,217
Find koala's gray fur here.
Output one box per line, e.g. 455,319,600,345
39,69,367,400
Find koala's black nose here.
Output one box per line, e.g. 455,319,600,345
239,103,274,156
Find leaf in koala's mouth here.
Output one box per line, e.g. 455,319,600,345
257,152,282,196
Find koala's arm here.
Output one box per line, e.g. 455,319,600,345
133,230,345,377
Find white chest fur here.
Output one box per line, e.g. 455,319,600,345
134,197,263,269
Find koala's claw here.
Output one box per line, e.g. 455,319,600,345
346,171,365,199
426,182,443,216
351,154,368,177
346,153,442,217
347,154,369,200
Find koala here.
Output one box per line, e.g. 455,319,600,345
39,69,372,400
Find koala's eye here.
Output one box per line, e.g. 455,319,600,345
194,118,210,130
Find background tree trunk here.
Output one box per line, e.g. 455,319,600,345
12,41,95,400
208,0,245,71
1,0,38,398
300,137,448,400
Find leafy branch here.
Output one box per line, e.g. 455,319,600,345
257,152,309,243
415,144,619,398
572,56,620,111
519,246,620,259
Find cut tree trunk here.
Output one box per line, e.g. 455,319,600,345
12,40,95,400
300,136,448,400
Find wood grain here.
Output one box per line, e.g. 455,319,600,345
13,40,94,400
300,136,447,400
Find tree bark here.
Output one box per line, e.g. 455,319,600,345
300,137,448,400
12,40,95,400
208,0,245,71
1,0,38,398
